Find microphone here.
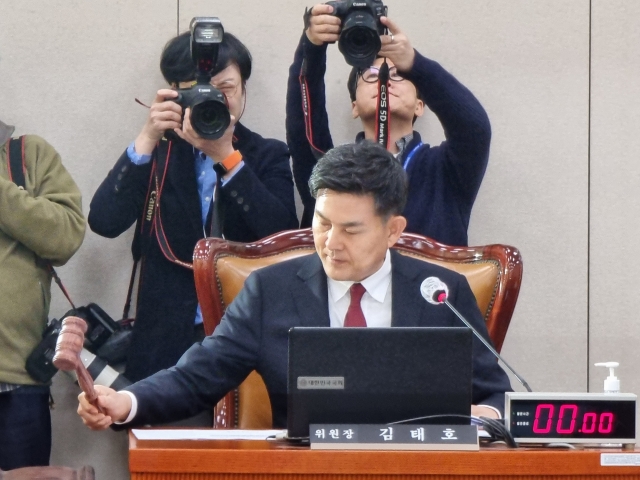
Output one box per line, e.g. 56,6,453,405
420,277,532,393
420,277,449,304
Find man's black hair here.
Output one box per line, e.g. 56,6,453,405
160,31,252,85
309,141,408,218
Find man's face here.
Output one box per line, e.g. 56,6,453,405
178,63,245,126
312,189,406,282
352,58,424,124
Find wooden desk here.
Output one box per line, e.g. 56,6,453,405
129,431,640,480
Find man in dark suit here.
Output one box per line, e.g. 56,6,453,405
77,141,511,430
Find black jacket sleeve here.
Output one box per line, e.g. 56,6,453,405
88,149,153,238
402,50,491,208
286,34,335,227
221,138,298,241
125,269,265,426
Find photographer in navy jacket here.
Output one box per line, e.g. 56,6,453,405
287,5,491,246
89,30,298,383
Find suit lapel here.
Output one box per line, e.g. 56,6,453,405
390,251,429,327
293,254,331,327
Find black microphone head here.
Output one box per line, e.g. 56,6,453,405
420,277,449,305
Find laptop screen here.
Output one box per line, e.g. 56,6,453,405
286,327,473,439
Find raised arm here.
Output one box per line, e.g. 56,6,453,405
286,4,340,227
380,16,491,205
88,89,181,238
111,269,265,427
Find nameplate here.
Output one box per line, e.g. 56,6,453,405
309,424,479,450
601,454,640,466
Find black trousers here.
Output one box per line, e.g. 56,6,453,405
0,385,51,471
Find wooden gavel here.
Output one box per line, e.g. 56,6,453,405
52,316,100,409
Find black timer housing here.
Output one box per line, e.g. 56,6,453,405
505,392,637,448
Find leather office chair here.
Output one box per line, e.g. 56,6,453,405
0,465,95,480
193,229,523,429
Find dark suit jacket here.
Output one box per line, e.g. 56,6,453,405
88,123,298,381
127,251,512,427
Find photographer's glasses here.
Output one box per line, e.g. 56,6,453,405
212,80,239,99
359,66,405,83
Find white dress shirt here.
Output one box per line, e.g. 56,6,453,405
327,250,392,328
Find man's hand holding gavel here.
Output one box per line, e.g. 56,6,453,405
52,316,135,429
77,386,132,430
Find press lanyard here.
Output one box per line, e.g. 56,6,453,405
402,141,423,172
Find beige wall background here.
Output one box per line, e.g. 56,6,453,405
0,0,637,478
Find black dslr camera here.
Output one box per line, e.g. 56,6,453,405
25,303,132,384
172,17,230,140
326,0,387,68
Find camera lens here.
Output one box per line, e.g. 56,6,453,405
342,27,379,55
190,95,230,140
338,12,381,68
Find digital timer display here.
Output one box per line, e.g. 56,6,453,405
505,392,637,444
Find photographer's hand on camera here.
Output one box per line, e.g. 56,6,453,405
77,385,131,430
306,4,341,46
134,89,181,155
174,109,241,177
377,17,415,72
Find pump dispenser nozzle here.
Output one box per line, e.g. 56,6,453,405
594,362,620,394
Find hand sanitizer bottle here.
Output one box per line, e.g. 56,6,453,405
594,362,620,394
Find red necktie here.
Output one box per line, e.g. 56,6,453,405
344,283,367,327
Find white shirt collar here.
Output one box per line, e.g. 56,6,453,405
327,250,392,303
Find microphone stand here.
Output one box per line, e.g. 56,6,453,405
444,299,533,393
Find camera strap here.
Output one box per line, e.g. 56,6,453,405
204,177,224,239
150,141,194,270
121,258,139,321
298,56,392,156
298,57,328,160
6,136,26,189
5,136,78,311
121,155,160,321
375,59,391,150
49,265,76,310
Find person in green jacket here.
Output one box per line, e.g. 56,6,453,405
0,120,85,471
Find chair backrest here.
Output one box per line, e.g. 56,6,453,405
0,465,95,480
193,229,523,429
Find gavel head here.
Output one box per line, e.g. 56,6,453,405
52,316,88,371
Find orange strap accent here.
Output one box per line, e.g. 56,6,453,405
219,150,243,171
